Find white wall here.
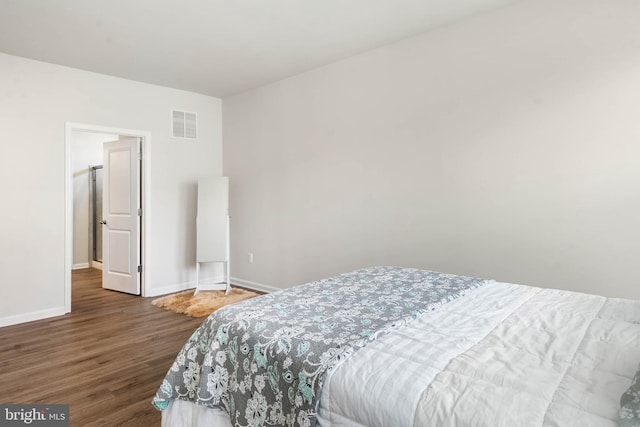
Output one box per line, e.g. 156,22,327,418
71,131,118,269
0,53,222,326
224,0,640,298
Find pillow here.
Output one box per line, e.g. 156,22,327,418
620,368,640,427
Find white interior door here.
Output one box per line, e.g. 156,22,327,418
102,138,141,295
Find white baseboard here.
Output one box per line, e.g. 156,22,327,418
72,262,90,270
146,282,195,298
231,277,279,294
0,307,66,328
145,276,225,298
91,261,103,270
146,276,278,298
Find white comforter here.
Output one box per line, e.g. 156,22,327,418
163,282,640,427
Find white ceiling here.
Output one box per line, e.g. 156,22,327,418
0,0,519,98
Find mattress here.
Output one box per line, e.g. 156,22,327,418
160,278,640,426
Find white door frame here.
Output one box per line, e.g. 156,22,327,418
64,122,152,312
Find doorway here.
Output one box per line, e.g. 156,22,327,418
64,123,152,313
90,165,103,268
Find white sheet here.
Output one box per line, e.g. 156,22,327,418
318,281,539,426
162,282,640,427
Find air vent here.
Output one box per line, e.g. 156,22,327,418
172,109,197,139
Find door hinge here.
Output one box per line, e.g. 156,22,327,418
137,152,142,160
137,208,142,216
137,265,142,273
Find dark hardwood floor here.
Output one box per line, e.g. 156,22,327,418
0,268,203,426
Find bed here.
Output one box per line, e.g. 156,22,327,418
153,266,640,427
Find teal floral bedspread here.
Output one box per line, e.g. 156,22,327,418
620,367,640,427
153,266,489,426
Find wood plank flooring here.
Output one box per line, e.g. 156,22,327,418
0,268,203,426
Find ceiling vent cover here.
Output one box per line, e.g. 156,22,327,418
172,109,197,139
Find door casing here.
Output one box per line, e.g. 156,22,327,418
64,123,151,312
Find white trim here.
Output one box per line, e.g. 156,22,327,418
194,282,228,293
231,277,279,294
196,275,227,288
145,277,278,299
91,261,103,270
145,281,196,298
72,263,90,270
0,307,66,329
65,122,152,314
145,276,227,298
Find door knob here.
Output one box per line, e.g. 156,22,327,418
100,220,107,225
